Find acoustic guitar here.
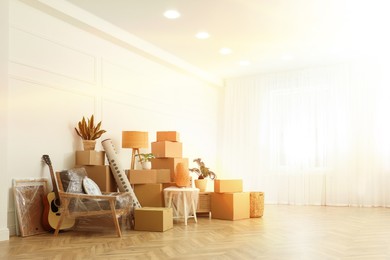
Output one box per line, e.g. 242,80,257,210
41,155,75,231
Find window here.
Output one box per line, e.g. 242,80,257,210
269,86,329,171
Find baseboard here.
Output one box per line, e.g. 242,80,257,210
0,228,9,241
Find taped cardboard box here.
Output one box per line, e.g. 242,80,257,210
135,207,173,232
75,151,105,166
126,169,171,184
151,141,182,158
156,131,180,142
76,165,117,192
211,192,250,220
151,158,188,182
214,179,243,193
134,183,174,207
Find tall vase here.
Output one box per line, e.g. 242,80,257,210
175,163,190,187
83,140,96,151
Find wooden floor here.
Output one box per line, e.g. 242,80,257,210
2,205,390,259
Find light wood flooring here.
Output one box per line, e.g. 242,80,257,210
2,205,390,259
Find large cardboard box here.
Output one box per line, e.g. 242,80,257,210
151,141,182,158
214,179,243,193
151,158,188,182
126,169,171,184
135,207,173,232
78,165,117,192
134,183,174,207
156,131,180,142
211,192,250,220
75,151,105,166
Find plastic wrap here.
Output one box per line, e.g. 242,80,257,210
55,168,133,234
163,186,199,224
13,179,49,237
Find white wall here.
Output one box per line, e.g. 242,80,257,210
0,0,10,241
3,0,221,239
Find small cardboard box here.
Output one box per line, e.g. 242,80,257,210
126,169,171,184
78,165,117,192
75,151,105,166
151,141,182,158
134,183,173,207
135,207,173,232
211,192,250,220
151,158,188,181
156,131,180,142
214,179,243,193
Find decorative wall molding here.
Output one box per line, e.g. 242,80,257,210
23,0,223,87
10,26,96,85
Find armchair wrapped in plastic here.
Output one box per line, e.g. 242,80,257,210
54,168,132,237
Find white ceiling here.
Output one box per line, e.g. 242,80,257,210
64,0,389,80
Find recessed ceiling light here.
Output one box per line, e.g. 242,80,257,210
195,32,210,39
164,10,181,19
219,48,232,55
239,60,251,66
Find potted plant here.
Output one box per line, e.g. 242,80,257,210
75,115,106,150
189,158,216,192
135,153,155,169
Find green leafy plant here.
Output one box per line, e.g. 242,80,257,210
189,158,216,180
75,115,106,140
135,153,155,163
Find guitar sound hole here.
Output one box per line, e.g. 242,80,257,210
50,200,59,213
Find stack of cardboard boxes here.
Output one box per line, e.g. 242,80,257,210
126,161,175,231
151,131,189,185
126,166,174,231
127,169,172,207
211,179,250,220
75,150,117,192
127,131,187,232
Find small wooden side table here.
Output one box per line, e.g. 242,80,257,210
196,192,212,218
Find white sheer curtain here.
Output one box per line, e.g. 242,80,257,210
220,61,390,206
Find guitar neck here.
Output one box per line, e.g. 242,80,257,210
48,164,60,203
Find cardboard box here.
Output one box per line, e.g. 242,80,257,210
75,150,105,166
126,169,171,184
135,207,173,232
211,192,250,220
151,141,182,158
214,179,243,193
157,131,180,142
151,158,188,181
78,165,117,192
134,183,173,207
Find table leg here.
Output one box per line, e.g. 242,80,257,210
191,198,197,223
183,192,188,225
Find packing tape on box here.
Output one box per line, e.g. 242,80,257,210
101,139,141,209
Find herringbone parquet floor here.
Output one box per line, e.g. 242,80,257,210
2,205,390,260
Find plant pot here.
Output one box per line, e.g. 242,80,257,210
194,179,207,192
141,161,152,170
83,140,96,151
